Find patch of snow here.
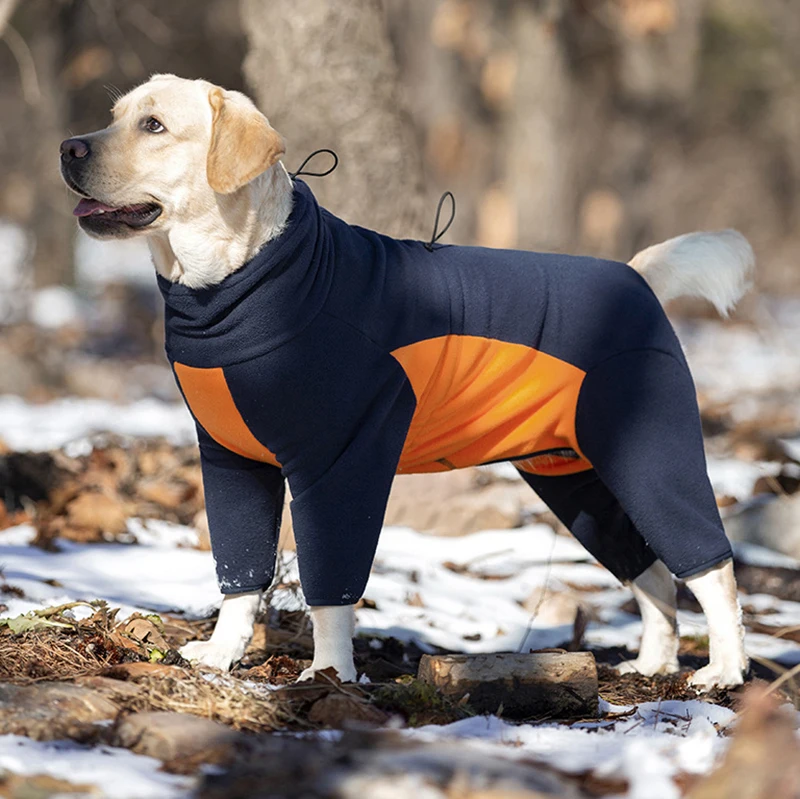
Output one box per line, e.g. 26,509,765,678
0,395,195,452
706,457,781,500
126,518,200,549
780,437,800,464
75,233,156,286
0,735,194,798
408,700,734,798
0,525,221,619
677,315,800,407
733,541,800,569
28,286,81,329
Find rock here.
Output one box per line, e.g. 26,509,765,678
0,682,119,741
385,470,530,536
269,467,536,547
0,772,100,797
114,711,242,764
193,509,212,551
102,661,188,681
308,692,389,728
418,652,598,719
724,495,800,559
520,587,584,627
75,675,144,703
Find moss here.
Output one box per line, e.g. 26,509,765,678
370,675,474,727
680,635,710,656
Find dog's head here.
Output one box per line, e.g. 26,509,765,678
60,75,285,240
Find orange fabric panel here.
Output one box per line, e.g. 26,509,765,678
391,335,592,476
174,363,281,467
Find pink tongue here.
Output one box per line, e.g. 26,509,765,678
73,198,118,217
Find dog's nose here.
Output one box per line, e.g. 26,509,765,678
60,137,90,162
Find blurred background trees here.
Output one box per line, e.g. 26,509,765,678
2,0,799,290
0,0,799,401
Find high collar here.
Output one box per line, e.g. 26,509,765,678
158,180,334,367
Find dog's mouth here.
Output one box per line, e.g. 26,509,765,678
73,197,162,230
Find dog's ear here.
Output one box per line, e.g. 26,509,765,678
206,87,285,194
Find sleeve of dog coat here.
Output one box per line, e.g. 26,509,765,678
197,426,286,595
288,376,417,607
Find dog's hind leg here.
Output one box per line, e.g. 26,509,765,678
617,559,679,675
575,348,747,687
519,469,680,676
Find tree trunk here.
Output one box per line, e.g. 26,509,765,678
240,0,430,239
18,0,76,287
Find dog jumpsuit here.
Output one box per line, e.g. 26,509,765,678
159,179,733,605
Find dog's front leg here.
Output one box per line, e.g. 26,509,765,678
180,591,261,670
685,559,748,688
616,559,680,676
299,605,357,683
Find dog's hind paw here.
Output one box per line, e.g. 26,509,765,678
615,658,679,677
688,662,747,690
179,639,244,671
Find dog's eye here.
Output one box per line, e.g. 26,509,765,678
143,117,165,134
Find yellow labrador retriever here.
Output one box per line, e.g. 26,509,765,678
60,75,752,688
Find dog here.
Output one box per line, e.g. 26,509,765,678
60,75,754,688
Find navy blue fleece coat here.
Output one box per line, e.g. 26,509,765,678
159,180,732,604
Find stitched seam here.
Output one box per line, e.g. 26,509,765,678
673,550,733,579
584,346,689,376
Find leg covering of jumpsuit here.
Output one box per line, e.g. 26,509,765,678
521,349,733,583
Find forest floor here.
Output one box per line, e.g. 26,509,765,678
0,312,799,797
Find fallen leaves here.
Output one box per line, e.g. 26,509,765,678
0,439,205,547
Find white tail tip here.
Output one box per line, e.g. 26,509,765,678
629,229,755,317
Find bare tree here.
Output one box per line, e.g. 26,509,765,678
240,0,430,239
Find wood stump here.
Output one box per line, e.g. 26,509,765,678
418,651,598,720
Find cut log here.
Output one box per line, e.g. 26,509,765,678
418,651,598,720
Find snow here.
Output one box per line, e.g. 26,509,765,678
75,231,155,286
733,541,800,569
28,285,82,329
0,736,194,798
676,309,800,413
0,524,221,619
706,457,781,500
0,394,195,452
407,701,736,799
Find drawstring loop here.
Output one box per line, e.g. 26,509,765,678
425,191,456,251
289,148,339,180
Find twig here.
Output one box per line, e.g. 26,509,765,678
1,22,41,106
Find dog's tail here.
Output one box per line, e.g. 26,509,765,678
628,230,755,316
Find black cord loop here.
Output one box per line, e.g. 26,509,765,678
289,148,339,179
424,191,456,251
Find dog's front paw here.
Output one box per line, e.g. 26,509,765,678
298,661,358,684
616,658,679,677
688,662,747,690
179,639,244,671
